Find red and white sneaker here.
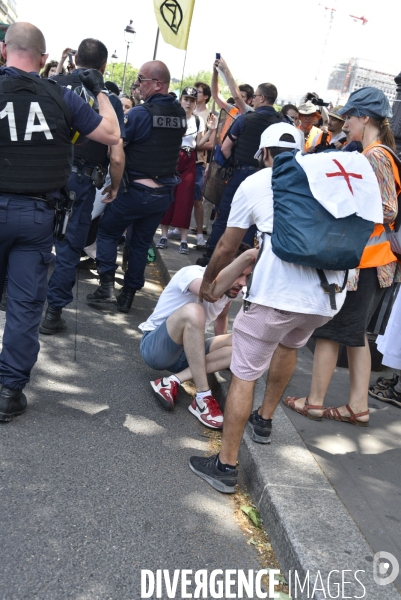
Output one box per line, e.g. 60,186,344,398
188,396,224,429
150,377,179,411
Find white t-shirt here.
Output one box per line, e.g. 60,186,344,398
227,168,347,317
139,265,231,332
181,114,204,149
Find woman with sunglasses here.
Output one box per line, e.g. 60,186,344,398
285,87,400,427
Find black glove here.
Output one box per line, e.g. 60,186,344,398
78,69,106,97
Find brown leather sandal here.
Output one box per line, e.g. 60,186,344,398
283,396,324,421
322,403,369,427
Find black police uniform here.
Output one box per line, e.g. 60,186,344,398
0,66,98,421
89,93,186,312
43,69,124,318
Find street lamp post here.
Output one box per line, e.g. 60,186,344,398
111,50,118,79
122,20,136,94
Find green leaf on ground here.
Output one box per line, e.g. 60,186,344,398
240,505,262,528
276,574,287,584
275,593,292,599
247,537,257,545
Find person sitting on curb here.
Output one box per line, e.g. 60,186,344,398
139,243,256,429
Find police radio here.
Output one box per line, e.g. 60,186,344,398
54,188,76,241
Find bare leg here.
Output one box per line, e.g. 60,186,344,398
291,339,339,417
194,200,204,234
219,375,256,465
166,304,208,391
175,335,232,383
179,227,189,242
160,224,169,238
337,338,370,422
259,344,297,419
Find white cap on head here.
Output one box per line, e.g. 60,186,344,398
254,123,303,160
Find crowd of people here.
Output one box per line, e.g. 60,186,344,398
0,22,400,497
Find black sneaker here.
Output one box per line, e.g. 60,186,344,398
247,409,272,444
189,454,238,494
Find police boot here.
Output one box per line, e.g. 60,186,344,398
39,306,67,335
116,285,136,313
0,386,27,422
86,273,116,303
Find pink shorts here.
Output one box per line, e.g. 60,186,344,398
230,303,330,381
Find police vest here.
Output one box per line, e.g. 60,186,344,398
0,73,73,194
125,101,187,178
359,142,400,268
233,111,282,168
52,71,108,168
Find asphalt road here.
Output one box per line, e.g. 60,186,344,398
0,259,262,600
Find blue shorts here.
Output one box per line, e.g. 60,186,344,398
194,163,206,201
140,320,214,373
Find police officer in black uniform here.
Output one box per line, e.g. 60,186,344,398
198,82,282,266
39,38,126,335
87,60,186,313
0,22,120,422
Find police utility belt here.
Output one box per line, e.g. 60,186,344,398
10,188,76,242
72,160,107,189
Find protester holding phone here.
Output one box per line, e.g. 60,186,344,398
54,46,77,76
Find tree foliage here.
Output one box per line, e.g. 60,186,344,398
105,62,138,94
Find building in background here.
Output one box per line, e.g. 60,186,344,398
327,58,396,104
0,0,17,24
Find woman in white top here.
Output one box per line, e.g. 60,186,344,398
157,87,216,254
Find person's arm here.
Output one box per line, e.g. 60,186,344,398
221,133,237,159
86,92,120,146
214,302,231,336
212,247,257,298
211,63,228,111
55,47,72,75
101,139,125,203
199,227,248,302
196,114,217,150
215,57,248,115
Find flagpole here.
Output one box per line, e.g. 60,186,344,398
180,50,188,92
153,28,160,60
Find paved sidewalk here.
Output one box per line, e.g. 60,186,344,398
156,229,401,599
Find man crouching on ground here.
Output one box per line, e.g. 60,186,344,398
139,244,256,429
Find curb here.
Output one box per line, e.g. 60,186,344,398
154,240,401,599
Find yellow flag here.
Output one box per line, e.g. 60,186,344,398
153,0,195,51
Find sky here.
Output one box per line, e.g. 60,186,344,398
14,0,401,102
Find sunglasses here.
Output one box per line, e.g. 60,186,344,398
136,75,160,83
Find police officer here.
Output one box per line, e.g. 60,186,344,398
39,38,126,335
87,60,186,313
197,82,282,266
0,23,120,422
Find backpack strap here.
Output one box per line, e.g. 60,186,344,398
195,114,200,132
316,269,348,310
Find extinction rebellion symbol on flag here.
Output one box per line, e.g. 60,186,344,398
160,0,183,35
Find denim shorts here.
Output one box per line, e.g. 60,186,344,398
194,163,205,200
140,320,214,373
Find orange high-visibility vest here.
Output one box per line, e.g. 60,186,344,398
299,125,321,151
358,141,400,268
220,106,239,141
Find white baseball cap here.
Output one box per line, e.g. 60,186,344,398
254,123,303,160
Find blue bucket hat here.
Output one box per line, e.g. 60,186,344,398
339,87,392,119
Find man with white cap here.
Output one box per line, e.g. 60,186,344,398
297,100,321,150
189,123,348,493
